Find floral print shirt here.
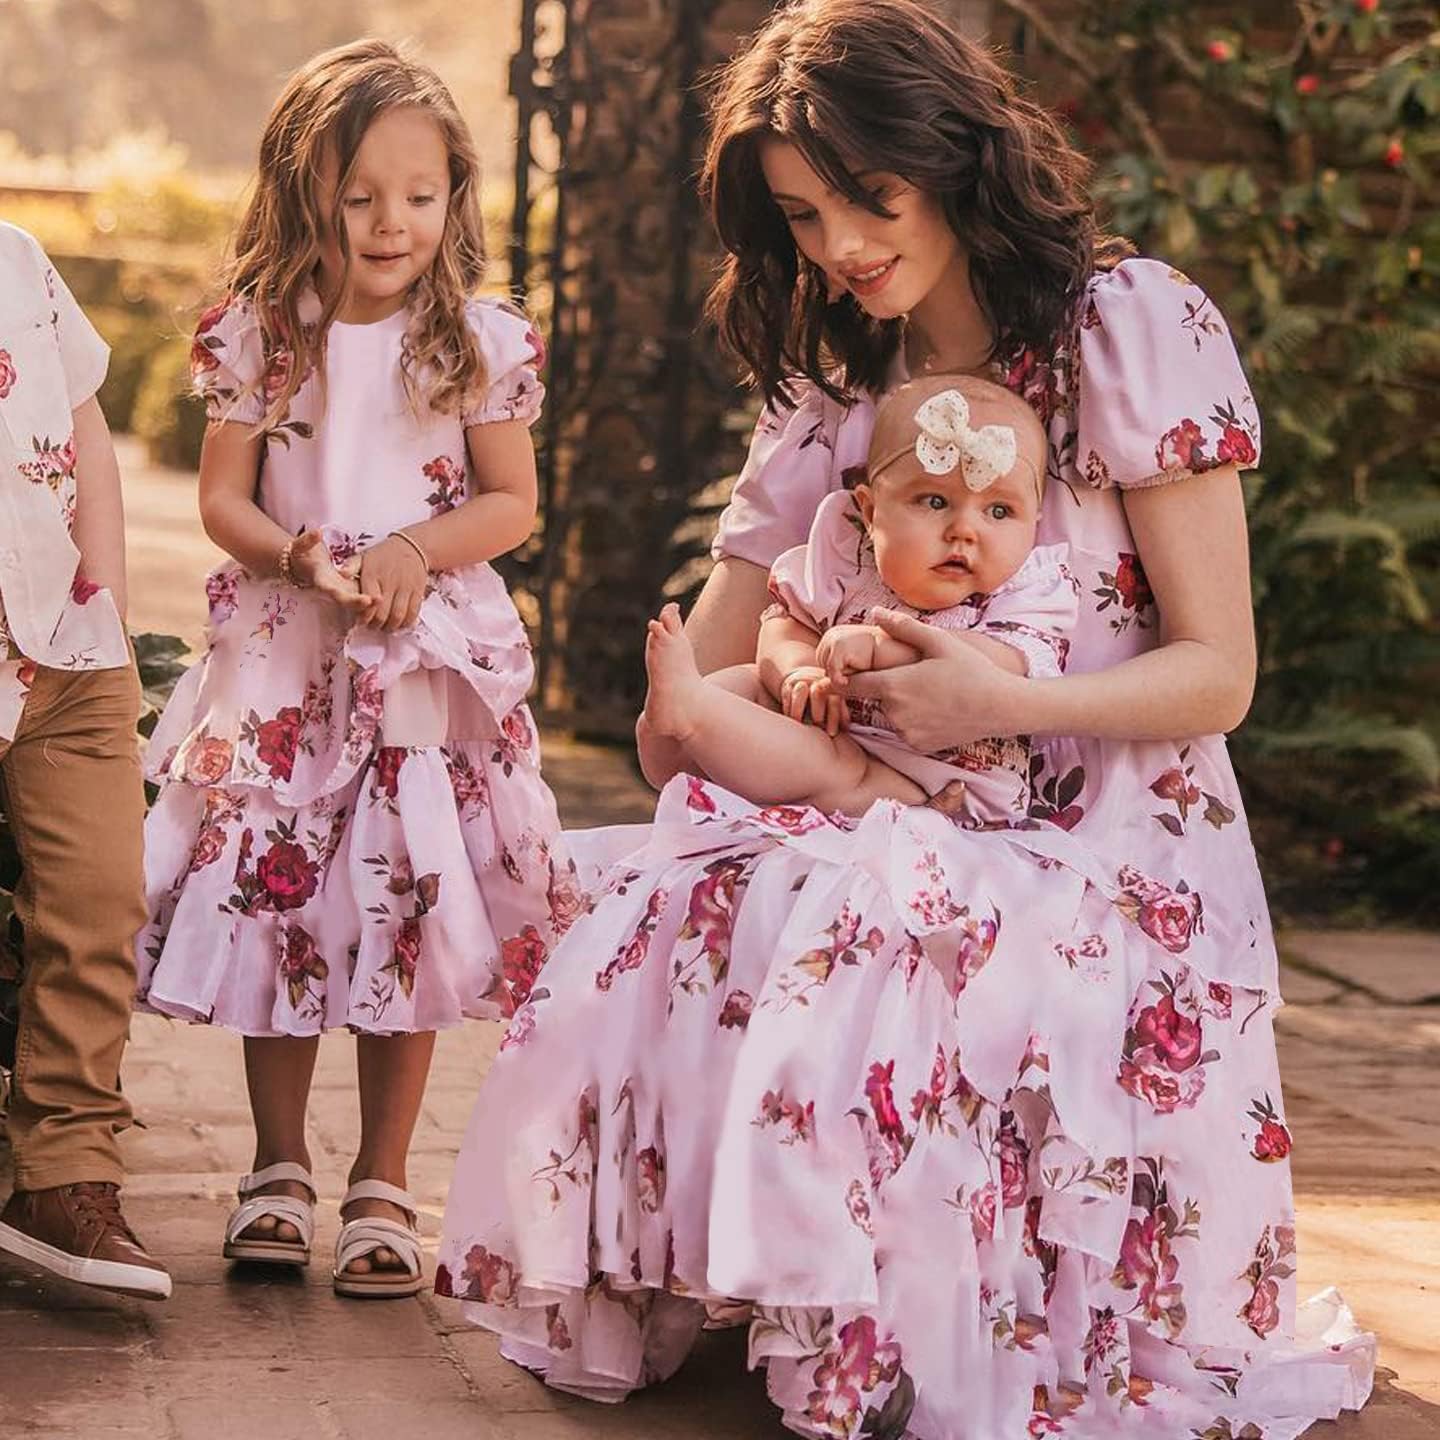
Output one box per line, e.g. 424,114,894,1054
0,224,129,740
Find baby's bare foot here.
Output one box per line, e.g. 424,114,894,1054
642,603,706,743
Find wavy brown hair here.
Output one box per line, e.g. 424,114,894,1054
224,37,488,427
702,0,1129,408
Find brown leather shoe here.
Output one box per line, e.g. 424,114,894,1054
0,1183,171,1299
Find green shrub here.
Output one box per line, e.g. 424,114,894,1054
91,304,176,433
1014,0,1440,922
133,335,206,471
93,174,234,249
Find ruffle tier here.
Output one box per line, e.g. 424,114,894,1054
437,777,1372,1438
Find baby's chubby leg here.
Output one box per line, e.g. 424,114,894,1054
642,605,925,813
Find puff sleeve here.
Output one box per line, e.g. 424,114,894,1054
712,382,847,570
1075,258,1261,491
461,299,546,428
191,297,268,425
765,490,870,633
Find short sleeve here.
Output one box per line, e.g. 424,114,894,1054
14,230,109,407
712,382,843,570
462,299,545,428
765,490,869,632
972,544,1079,678
191,297,267,425
1076,258,1261,490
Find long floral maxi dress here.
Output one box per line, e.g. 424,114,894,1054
436,258,1374,1437
135,294,581,1036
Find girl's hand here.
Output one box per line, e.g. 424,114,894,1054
815,625,879,688
844,608,1025,749
780,665,846,736
346,535,428,632
287,531,370,616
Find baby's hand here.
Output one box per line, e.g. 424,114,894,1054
779,665,846,737
288,531,369,617
816,625,879,688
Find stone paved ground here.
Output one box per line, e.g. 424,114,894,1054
1,444,1435,1437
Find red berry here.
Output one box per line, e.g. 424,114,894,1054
1295,74,1320,96
1384,138,1404,168
1356,0,1379,12
1206,39,1235,62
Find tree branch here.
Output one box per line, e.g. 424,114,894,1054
1151,27,1274,121
992,0,1170,163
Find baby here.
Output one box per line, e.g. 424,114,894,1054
642,373,1077,822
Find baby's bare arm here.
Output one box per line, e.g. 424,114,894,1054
756,612,823,701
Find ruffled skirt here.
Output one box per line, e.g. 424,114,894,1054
437,776,1372,1438
136,559,580,1036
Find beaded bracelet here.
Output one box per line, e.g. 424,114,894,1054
277,536,298,585
391,529,432,573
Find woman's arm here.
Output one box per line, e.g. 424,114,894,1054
69,397,128,620
845,467,1257,749
683,555,773,674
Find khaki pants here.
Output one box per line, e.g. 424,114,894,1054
0,661,146,1190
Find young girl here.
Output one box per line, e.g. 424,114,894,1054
135,39,578,1298
438,0,1373,1433
643,374,1077,820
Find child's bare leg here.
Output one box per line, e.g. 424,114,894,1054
637,664,769,789
239,1035,320,1243
340,1030,436,1276
643,606,925,811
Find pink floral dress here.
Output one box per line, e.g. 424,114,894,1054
436,259,1374,1435
136,296,580,1036
768,488,1079,820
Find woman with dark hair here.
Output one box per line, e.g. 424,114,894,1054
439,2,1375,1434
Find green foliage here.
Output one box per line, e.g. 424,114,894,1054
1025,0,1440,921
132,335,207,471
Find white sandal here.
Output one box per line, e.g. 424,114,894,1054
223,1162,316,1267
332,1179,424,1299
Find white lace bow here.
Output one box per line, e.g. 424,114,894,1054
913,389,1018,490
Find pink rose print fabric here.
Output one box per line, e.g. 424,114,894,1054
135,294,575,1035
437,259,1373,1434
0,224,130,741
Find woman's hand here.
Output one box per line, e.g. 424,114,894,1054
843,608,1024,750
343,535,428,632
287,531,370,617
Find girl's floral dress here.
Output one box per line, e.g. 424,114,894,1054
768,488,1079,820
136,296,580,1036
436,258,1374,1436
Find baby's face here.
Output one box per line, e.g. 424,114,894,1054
854,455,1040,611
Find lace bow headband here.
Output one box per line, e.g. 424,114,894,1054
869,389,1042,501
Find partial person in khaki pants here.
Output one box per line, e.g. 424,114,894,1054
0,221,169,1299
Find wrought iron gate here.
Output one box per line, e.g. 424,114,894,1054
507,0,753,736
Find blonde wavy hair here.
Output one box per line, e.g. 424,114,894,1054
224,37,488,427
